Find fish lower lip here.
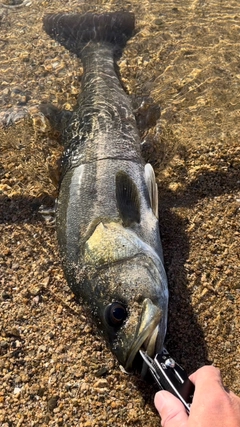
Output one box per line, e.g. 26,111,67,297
125,324,159,372
142,324,159,354
125,299,162,371
139,324,159,377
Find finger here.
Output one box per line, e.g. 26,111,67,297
190,367,240,405
189,365,222,384
189,365,225,400
154,390,188,427
189,366,236,423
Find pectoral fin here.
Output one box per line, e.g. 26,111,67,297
145,163,158,218
116,171,140,227
131,95,161,133
39,103,72,137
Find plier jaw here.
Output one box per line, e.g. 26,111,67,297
140,348,195,414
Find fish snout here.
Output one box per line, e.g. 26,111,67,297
125,298,166,372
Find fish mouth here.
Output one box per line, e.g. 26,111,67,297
125,298,163,373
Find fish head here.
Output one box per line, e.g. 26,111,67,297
83,221,168,372
88,255,168,372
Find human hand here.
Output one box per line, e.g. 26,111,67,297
154,365,240,427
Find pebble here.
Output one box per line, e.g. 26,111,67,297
95,366,109,377
6,327,21,338
57,305,63,314
47,395,58,411
0,341,9,350
110,401,122,409
32,295,40,305
30,287,41,296
1,292,11,300
38,345,47,353
93,379,109,389
13,387,22,395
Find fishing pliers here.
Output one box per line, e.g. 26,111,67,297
140,348,195,414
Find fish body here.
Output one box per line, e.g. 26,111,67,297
43,12,168,371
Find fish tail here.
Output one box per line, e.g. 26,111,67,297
43,11,135,58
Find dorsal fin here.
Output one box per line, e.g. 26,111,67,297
116,171,140,227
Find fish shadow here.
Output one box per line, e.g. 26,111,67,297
156,164,239,372
0,194,54,224
159,202,206,373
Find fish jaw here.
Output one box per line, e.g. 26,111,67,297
124,298,164,371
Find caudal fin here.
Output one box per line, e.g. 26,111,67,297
43,12,135,58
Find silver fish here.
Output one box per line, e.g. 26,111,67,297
43,11,168,371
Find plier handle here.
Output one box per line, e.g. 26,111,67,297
140,348,195,414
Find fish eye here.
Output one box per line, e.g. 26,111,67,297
105,302,127,327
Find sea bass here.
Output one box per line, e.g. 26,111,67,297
43,11,168,371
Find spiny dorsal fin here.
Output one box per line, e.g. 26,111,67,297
116,171,140,227
145,163,159,218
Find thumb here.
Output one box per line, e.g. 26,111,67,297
154,391,189,427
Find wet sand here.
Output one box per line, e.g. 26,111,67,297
0,0,239,425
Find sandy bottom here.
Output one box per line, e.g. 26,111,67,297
0,0,239,426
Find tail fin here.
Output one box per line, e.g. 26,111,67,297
43,12,135,58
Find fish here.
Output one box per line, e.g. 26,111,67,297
43,11,168,372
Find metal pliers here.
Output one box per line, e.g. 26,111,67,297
140,348,195,414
